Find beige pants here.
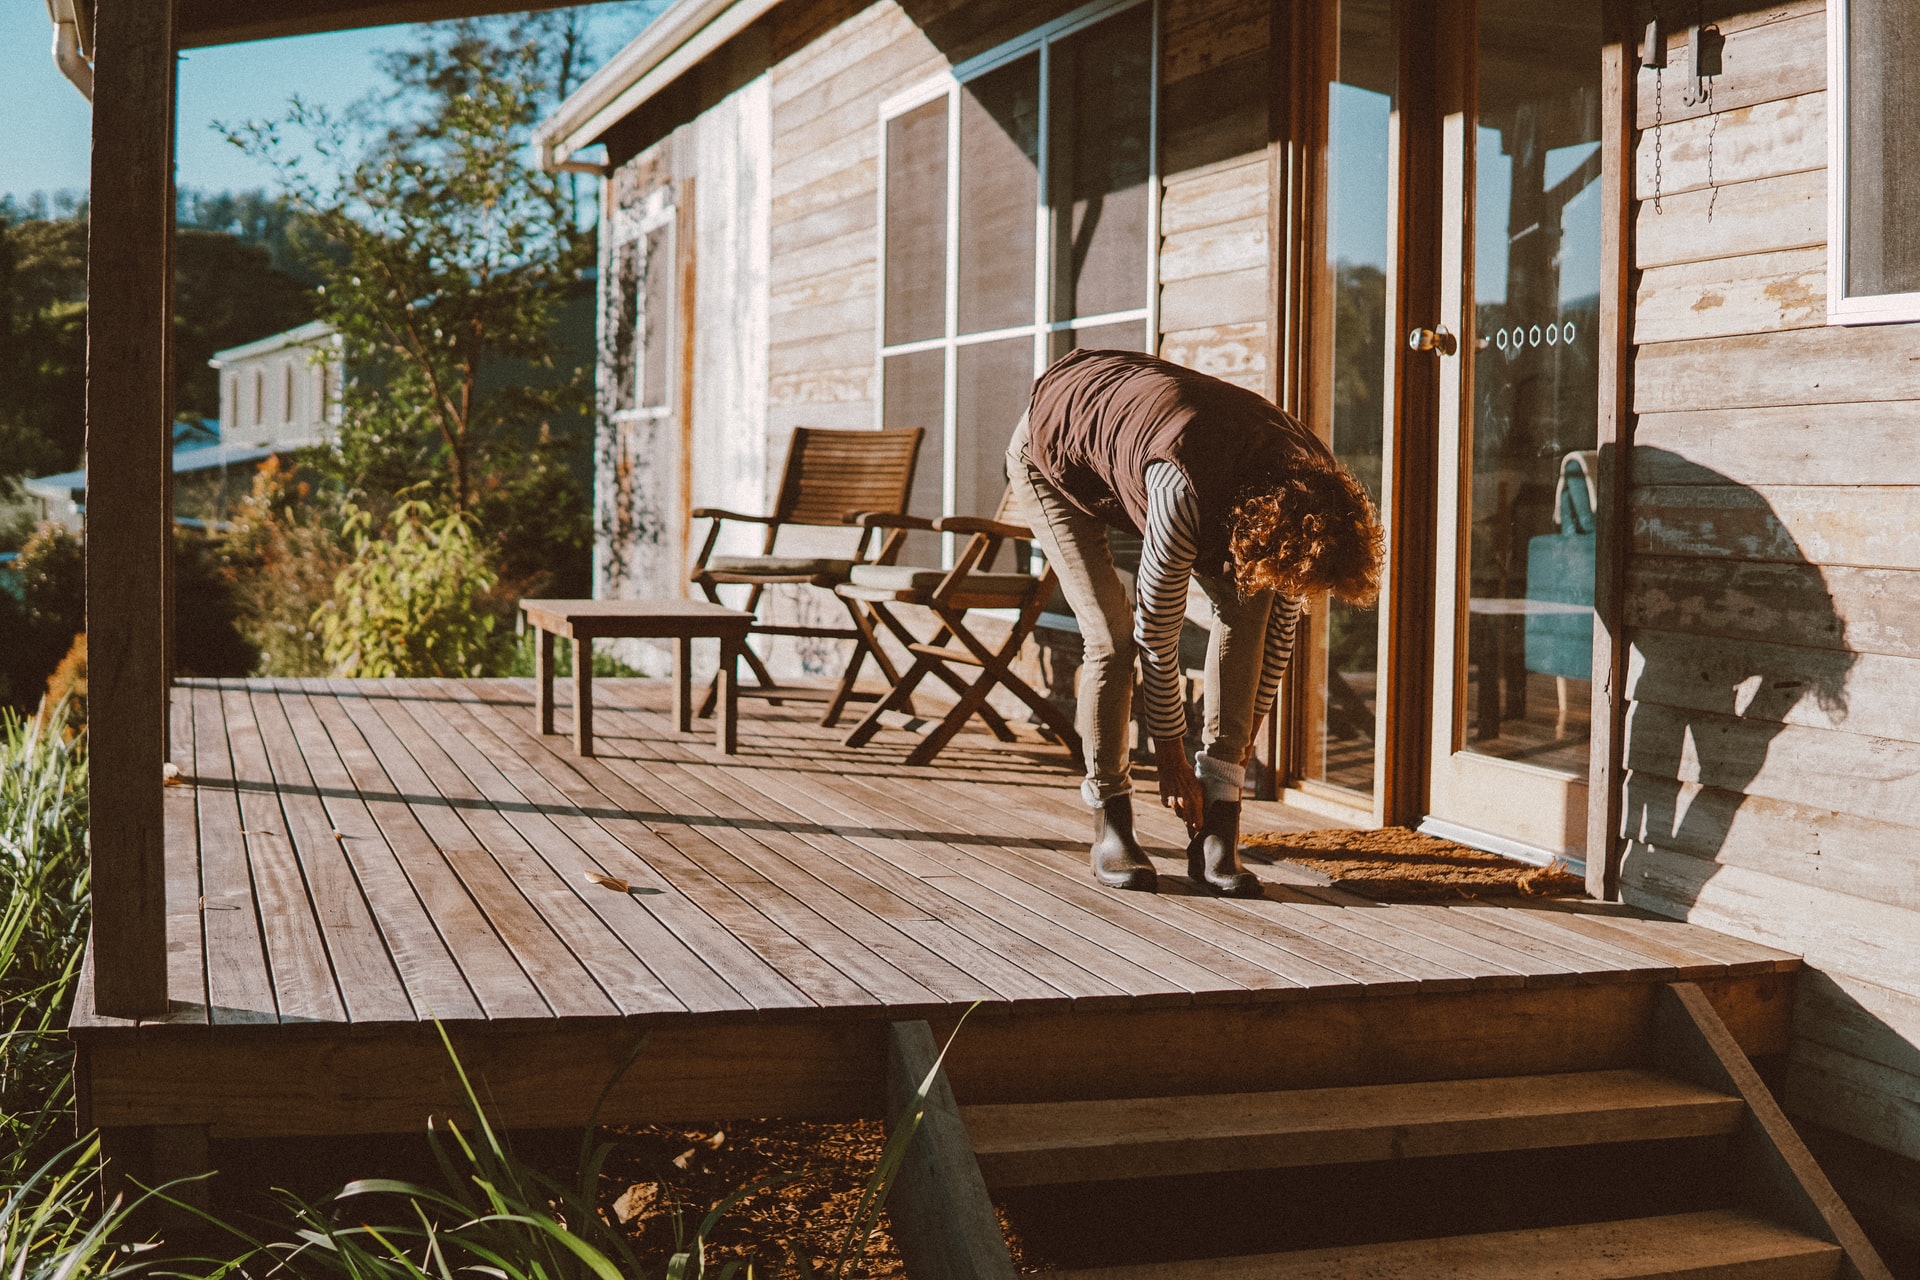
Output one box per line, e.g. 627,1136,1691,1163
1007,419,1272,807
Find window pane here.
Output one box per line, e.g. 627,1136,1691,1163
1847,0,1920,296
1051,319,1148,361
885,348,946,563
603,236,639,413
1049,4,1153,322
955,337,1035,519
886,99,950,346
958,55,1040,335
640,223,673,409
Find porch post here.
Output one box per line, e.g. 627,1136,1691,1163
1587,0,1635,901
87,0,177,1018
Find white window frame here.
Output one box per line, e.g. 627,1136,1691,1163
875,0,1160,554
608,188,678,421
1827,0,1920,325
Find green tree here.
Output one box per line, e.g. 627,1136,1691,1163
228,18,595,516
0,214,312,483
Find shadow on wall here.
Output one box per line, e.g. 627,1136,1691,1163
1616,447,1855,908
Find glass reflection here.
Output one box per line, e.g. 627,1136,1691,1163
1461,0,1601,773
1306,0,1393,798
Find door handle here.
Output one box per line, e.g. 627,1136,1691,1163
1408,326,1458,356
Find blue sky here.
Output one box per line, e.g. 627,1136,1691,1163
1,3,664,206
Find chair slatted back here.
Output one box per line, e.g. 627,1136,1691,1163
773,427,926,527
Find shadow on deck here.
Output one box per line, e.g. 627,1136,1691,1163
71,678,1799,1141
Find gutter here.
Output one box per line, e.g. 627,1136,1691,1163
45,0,93,101
533,0,781,172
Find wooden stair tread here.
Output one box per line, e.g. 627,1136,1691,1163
1042,1210,1843,1279
962,1069,1744,1187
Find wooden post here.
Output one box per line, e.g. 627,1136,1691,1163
1587,0,1636,901
883,1021,1018,1280
87,0,177,1019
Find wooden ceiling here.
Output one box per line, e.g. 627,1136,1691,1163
174,0,626,47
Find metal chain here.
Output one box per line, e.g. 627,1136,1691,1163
1705,89,1718,221
1653,63,1664,214
1651,0,1665,214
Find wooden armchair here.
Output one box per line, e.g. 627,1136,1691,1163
835,493,1082,766
690,425,926,725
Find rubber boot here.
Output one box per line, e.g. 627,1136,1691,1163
1090,794,1158,891
1186,799,1261,897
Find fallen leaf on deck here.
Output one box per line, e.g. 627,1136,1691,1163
612,1182,658,1224
584,871,632,893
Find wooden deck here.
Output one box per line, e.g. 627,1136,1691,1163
71,678,1800,1141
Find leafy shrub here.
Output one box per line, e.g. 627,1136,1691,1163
1,524,84,711
216,458,351,677
316,499,506,678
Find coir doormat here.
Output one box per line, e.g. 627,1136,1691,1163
1241,825,1585,902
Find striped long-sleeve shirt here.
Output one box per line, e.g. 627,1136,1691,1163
1135,462,1302,744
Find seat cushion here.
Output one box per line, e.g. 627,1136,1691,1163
846,563,1037,600
704,554,855,580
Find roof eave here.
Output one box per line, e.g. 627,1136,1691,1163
534,0,778,170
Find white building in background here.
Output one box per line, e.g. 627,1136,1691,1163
20,321,344,532
210,320,343,449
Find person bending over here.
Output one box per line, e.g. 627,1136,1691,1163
1007,349,1382,895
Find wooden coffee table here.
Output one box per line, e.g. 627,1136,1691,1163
519,599,754,756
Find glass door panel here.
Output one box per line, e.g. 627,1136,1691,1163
1428,0,1601,856
1300,0,1395,802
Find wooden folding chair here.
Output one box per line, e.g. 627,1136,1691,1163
836,493,1082,766
689,426,925,725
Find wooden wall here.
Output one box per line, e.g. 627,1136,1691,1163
1615,0,1920,1213
596,0,1279,679
1158,0,1274,394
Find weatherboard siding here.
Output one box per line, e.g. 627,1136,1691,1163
1617,0,1920,1190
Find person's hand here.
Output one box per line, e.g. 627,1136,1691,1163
1154,737,1204,833
1242,716,1264,767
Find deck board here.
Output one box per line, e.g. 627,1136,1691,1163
162,686,207,1024
299,683,551,1021
187,683,277,1025
220,682,349,1023
324,679,629,1019
264,684,481,1021
75,678,1806,1137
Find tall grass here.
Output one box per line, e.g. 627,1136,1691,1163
0,701,954,1279
0,701,88,1175
0,701,159,1277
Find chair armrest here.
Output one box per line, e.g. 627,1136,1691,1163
848,511,938,531
690,507,777,524
936,515,1032,540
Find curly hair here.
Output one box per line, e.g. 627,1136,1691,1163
1229,462,1384,605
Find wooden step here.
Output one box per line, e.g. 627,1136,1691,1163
962,1068,1743,1188
1042,1210,1843,1279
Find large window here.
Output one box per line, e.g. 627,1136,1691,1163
1829,0,1920,323
879,0,1157,540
